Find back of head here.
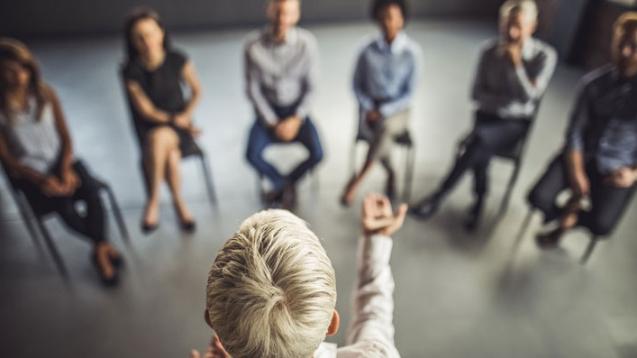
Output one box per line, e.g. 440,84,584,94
206,210,337,358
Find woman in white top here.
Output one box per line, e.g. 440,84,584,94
0,38,122,286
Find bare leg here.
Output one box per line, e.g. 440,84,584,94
143,127,179,227
165,148,194,224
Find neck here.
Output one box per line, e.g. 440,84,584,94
621,66,637,79
7,85,29,110
385,33,397,44
142,50,165,69
273,27,289,43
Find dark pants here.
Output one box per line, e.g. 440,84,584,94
17,160,107,244
437,111,530,200
245,105,324,191
528,154,636,236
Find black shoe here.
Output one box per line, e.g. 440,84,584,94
180,220,197,233
535,227,563,248
141,221,159,234
92,253,119,287
463,199,484,232
409,195,441,221
281,184,297,210
263,189,284,207
385,173,397,203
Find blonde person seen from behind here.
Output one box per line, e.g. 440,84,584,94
191,193,407,357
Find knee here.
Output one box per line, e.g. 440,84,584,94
309,145,324,165
245,146,263,165
527,185,554,212
587,217,616,237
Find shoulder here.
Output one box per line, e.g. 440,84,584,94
402,34,422,61
122,59,144,81
531,38,557,62
578,65,615,93
296,27,317,45
244,29,265,55
477,39,499,60
167,49,189,69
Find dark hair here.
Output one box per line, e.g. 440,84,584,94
123,6,171,63
0,38,47,123
371,0,409,22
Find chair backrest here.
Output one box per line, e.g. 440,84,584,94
118,67,146,152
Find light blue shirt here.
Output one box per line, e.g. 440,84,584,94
353,32,421,118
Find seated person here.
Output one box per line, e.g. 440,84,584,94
0,38,122,285
190,193,407,358
409,0,557,231
122,7,202,233
341,0,421,207
244,0,324,209
528,12,637,247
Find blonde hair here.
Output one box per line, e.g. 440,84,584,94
612,12,637,63
206,210,337,358
500,0,539,23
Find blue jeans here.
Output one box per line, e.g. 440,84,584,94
246,117,324,191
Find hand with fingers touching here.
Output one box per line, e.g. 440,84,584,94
362,193,408,237
190,335,229,358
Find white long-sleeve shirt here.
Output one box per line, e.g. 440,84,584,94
315,235,400,358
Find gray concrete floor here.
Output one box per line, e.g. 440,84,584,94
1,20,637,358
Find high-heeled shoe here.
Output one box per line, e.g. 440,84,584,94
141,221,159,234
179,219,197,233
91,252,119,287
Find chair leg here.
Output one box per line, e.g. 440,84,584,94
14,194,42,247
403,145,415,203
199,155,218,206
34,218,69,278
515,209,534,246
498,161,521,217
580,236,599,265
103,186,130,244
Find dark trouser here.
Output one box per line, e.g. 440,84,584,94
17,160,107,244
437,111,529,200
245,105,324,191
528,154,636,236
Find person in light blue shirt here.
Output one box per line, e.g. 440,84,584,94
341,0,421,207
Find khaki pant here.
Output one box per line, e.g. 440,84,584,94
361,110,410,171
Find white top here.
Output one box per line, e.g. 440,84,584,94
0,98,61,174
315,235,400,358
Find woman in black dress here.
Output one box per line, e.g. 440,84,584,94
122,8,202,233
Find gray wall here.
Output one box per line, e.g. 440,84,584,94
1,0,502,38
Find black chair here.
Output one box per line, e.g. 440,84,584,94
456,102,543,218
350,128,416,202
515,209,604,265
120,78,218,207
0,161,130,277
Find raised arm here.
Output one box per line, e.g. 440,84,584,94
512,46,557,102
471,48,516,109
344,194,406,357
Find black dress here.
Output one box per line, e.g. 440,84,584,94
122,50,196,154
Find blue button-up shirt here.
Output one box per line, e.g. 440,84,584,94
566,65,637,174
353,32,421,119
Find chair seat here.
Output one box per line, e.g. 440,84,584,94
355,131,413,147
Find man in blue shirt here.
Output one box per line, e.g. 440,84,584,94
528,12,637,246
340,0,421,207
